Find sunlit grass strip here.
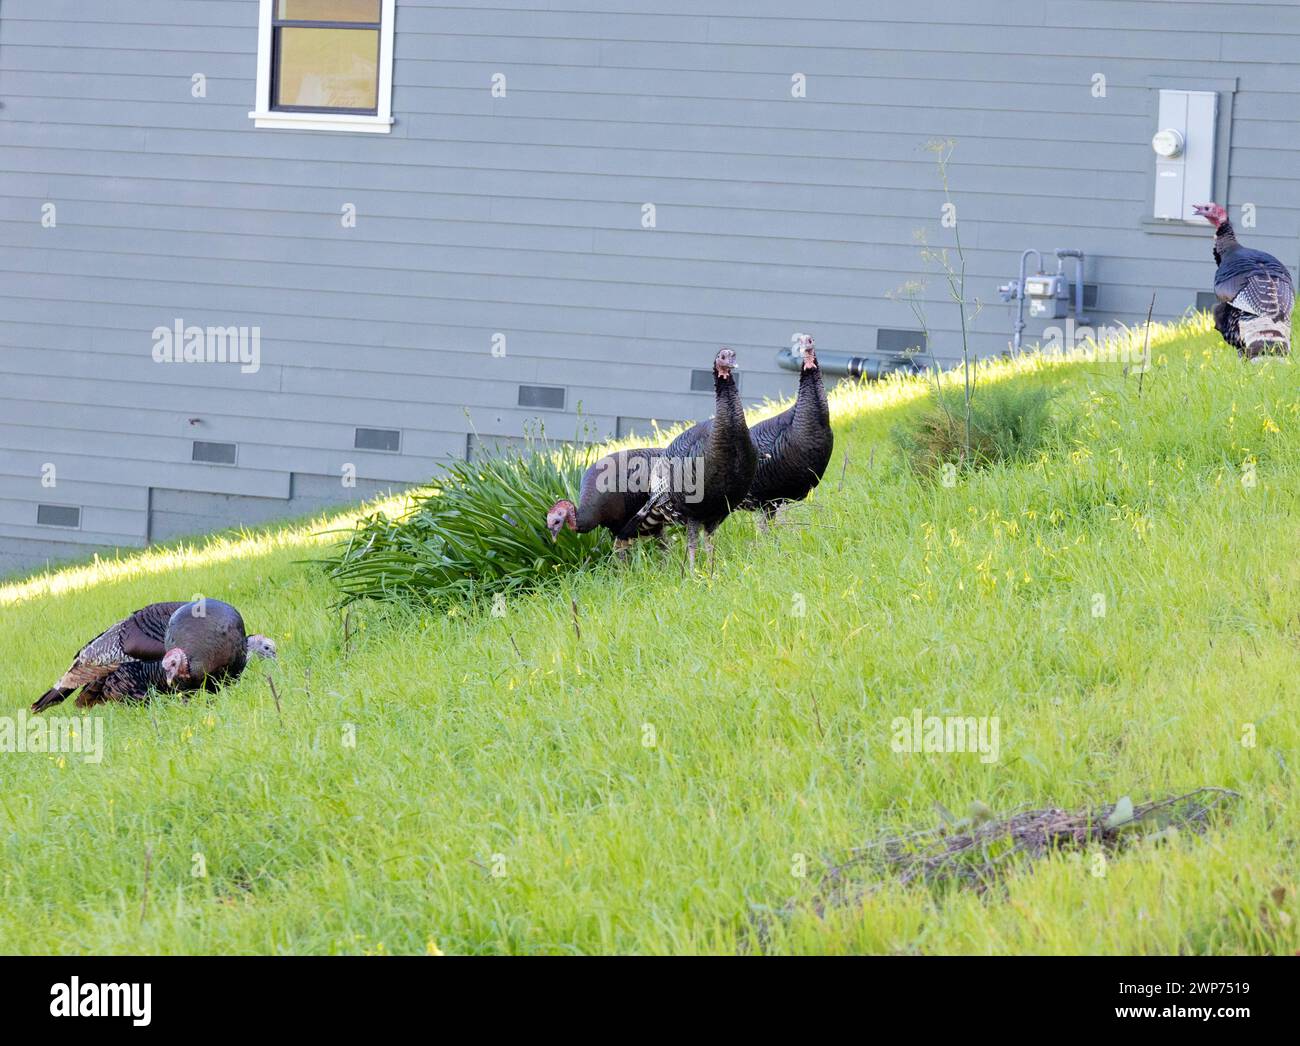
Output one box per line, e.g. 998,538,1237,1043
0,497,415,608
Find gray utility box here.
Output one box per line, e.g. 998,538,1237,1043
1152,89,1217,221
1024,273,1070,319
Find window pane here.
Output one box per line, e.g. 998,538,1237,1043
275,27,378,110
277,0,380,23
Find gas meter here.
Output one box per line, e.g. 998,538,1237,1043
998,249,1089,353
1024,273,1069,319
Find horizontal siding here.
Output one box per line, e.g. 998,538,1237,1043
1,0,1298,571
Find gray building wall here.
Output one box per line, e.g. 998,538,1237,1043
2,1,1299,575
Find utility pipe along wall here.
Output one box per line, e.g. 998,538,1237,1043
775,348,929,381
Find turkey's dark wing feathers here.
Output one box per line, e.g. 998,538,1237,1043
1215,248,1294,309
1238,274,1292,319
666,420,711,459
614,489,678,541
613,454,683,540
121,601,187,659
73,601,186,667
742,368,833,510
577,448,665,535
749,408,795,461
78,660,169,707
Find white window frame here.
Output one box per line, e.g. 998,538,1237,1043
249,0,396,133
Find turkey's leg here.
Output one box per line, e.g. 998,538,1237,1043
613,537,632,563
685,520,700,572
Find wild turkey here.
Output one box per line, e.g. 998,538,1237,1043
546,447,669,558
32,600,276,712
1193,203,1294,360
743,333,834,528
160,599,273,690
617,347,757,571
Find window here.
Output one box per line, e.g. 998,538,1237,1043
250,0,395,133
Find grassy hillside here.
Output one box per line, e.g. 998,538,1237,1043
2,318,1297,955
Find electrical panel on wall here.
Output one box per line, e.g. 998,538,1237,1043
1151,89,1217,221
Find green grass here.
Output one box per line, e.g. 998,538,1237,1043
1,317,1297,955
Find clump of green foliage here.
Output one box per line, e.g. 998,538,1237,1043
321,442,605,607
893,380,1061,476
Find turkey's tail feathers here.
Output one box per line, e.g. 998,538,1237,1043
1239,311,1291,360
32,687,74,713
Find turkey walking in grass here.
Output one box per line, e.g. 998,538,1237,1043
742,333,834,530
32,600,276,712
617,347,757,571
1193,203,1294,360
546,447,670,559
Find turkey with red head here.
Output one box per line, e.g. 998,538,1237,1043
32,600,276,712
161,599,274,692
617,347,757,571
546,447,669,559
1193,203,1294,360
742,333,834,528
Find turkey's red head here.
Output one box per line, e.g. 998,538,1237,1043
162,648,189,686
1192,203,1228,228
714,347,737,380
796,333,818,371
546,499,577,540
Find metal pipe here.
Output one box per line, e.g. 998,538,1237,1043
1055,248,1087,323
1012,248,1042,355
775,347,927,380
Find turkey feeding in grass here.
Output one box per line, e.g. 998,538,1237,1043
742,333,834,530
1193,203,1294,360
546,447,670,559
161,599,274,692
617,347,757,571
32,600,276,712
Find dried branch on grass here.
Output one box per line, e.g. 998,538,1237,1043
754,784,1248,940
805,788,1240,919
